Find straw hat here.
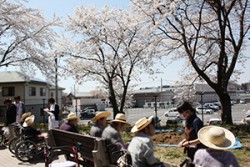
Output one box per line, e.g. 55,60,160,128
131,116,154,133
92,111,111,122
20,112,32,122
198,126,235,150
23,115,35,127
110,113,130,126
65,113,79,121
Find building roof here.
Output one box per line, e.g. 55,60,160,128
0,71,45,83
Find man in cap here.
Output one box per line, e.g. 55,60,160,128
102,113,130,149
90,111,111,137
59,113,79,133
128,116,163,167
4,98,17,141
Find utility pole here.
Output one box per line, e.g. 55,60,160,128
55,57,58,104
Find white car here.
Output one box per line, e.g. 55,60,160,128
208,118,222,125
164,108,180,117
196,106,214,114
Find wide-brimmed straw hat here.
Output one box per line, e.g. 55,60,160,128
20,112,32,122
131,116,154,133
92,111,111,122
198,126,235,150
65,113,79,121
110,113,130,126
23,115,35,127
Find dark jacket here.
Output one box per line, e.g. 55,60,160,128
5,104,17,126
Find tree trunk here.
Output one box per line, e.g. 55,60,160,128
108,82,120,119
217,92,233,124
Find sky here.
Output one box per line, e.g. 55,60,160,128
2,0,250,93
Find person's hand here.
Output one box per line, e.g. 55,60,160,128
181,141,190,147
178,139,186,147
43,108,49,112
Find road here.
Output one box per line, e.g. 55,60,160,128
78,103,250,126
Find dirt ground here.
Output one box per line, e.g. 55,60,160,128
152,132,185,144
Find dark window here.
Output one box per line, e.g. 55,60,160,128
29,87,36,96
2,87,15,96
50,92,54,98
40,88,46,96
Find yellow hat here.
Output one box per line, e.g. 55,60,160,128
23,115,35,127
65,113,80,121
131,116,153,133
92,111,111,122
109,113,130,126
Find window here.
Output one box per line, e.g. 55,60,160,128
2,87,15,96
50,92,54,98
29,87,36,96
40,88,46,96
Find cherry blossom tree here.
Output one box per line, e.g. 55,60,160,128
0,0,59,76
61,6,159,116
132,0,250,124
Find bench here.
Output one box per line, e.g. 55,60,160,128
47,129,117,167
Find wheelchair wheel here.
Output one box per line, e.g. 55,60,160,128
0,133,3,144
15,140,38,162
8,136,21,154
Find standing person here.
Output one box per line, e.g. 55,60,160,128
128,116,163,167
43,108,59,130
4,98,17,141
13,96,25,123
194,126,240,167
102,113,130,149
90,111,111,137
47,98,60,127
59,113,79,133
177,101,206,161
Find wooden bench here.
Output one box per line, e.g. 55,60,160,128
47,129,118,167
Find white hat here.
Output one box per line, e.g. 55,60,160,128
65,113,79,121
131,116,153,133
92,111,111,122
23,115,35,127
109,113,130,126
198,126,235,150
20,112,32,122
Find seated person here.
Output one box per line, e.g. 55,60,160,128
19,112,32,125
128,116,162,167
193,126,240,167
23,115,41,139
90,111,111,137
59,113,79,133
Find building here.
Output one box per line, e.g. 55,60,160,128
0,71,64,122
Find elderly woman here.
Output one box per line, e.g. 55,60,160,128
90,111,111,137
128,116,163,167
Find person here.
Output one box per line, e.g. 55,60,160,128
23,115,41,138
128,116,163,167
240,114,250,125
47,97,60,123
59,113,79,133
177,101,206,161
44,108,59,130
193,126,240,167
102,113,130,149
4,98,17,141
13,96,25,123
90,111,111,137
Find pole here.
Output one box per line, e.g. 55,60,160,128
55,57,58,105
42,98,45,129
154,95,157,118
201,92,204,122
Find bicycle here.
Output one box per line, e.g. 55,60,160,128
0,125,9,146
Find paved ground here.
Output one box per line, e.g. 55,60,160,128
0,145,66,167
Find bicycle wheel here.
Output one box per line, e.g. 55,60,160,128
15,140,38,162
8,136,21,154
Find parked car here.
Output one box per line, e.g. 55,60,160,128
240,99,246,104
204,103,219,111
164,108,180,117
207,118,222,125
80,109,96,119
196,106,214,114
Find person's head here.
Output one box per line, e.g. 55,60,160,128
198,126,235,150
23,115,35,127
4,98,12,106
92,111,111,126
177,101,196,120
65,113,79,126
48,98,55,104
131,116,155,136
110,113,130,132
14,96,21,103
